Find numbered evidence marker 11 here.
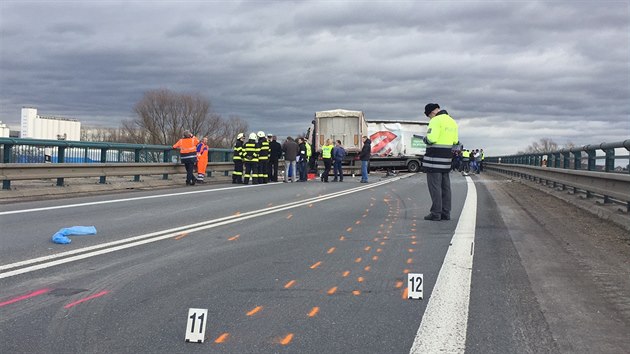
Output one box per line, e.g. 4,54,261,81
185,308,208,343
407,273,423,300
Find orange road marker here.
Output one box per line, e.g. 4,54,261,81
402,287,409,299
310,261,322,269
365,208,370,212
286,214,293,219
355,220,361,225
280,333,294,345
403,269,410,274
357,277,364,283
408,248,414,253
372,256,379,261
339,235,346,241
383,236,389,239
362,214,367,218
308,307,320,317
364,246,371,252
174,233,188,240
380,224,385,228
284,280,296,289
411,241,417,245
376,248,382,253
327,286,338,295
327,247,336,254
352,290,361,296
214,333,230,343
234,211,241,216
411,235,417,239
364,266,371,271
342,271,350,277
407,258,413,264
355,257,362,263
308,203,313,207
412,223,416,227
374,237,379,242
395,281,404,288
346,227,353,232
380,242,386,246
228,234,240,241
246,306,263,316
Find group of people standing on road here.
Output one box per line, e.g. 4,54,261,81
452,148,484,175
173,102,460,224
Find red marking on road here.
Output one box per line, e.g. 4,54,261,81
395,281,404,288
411,241,418,245
342,271,350,277
228,234,240,241
372,256,379,261
286,214,293,219
64,290,109,309
352,290,361,296
364,246,371,252
346,227,353,232
308,203,313,208
403,269,410,274
327,286,338,295
364,266,371,272
355,257,362,263
402,287,409,299
357,277,364,283
327,247,336,254
0,288,50,307
310,261,322,269
174,232,188,240
339,236,346,241
355,220,361,225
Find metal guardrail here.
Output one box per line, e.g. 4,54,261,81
485,139,630,174
486,162,630,213
0,137,233,189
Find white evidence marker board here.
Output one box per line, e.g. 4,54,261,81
407,273,423,300
185,308,208,343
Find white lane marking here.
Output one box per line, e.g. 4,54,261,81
409,176,477,354
0,175,412,279
0,184,264,216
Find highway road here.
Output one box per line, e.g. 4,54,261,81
1,173,629,353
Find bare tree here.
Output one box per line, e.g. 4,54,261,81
126,89,218,145
522,137,559,153
217,115,249,148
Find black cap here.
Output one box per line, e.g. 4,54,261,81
424,103,440,117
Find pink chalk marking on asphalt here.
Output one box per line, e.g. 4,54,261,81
0,288,51,307
64,290,109,309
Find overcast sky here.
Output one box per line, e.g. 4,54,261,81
1,0,628,155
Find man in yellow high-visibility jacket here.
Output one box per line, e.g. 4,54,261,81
422,103,459,221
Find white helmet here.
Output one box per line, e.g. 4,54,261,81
249,132,257,140
236,133,244,139
257,131,265,138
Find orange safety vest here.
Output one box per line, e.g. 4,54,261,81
173,136,199,154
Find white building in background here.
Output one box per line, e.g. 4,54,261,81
21,107,81,141
0,121,10,137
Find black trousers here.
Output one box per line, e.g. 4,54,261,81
322,158,332,181
233,160,243,183
269,159,279,182
244,161,257,184
183,158,196,185
427,171,451,217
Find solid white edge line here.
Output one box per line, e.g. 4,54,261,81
0,175,412,279
409,176,477,354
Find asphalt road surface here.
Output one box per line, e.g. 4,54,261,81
1,173,629,353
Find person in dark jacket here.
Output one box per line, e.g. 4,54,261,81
269,135,282,182
332,140,346,182
359,136,371,183
282,137,299,182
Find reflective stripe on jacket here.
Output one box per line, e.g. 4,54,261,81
243,140,259,162
422,111,458,172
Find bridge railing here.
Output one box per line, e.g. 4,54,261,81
484,140,630,173
0,137,233,189
485,139,630,212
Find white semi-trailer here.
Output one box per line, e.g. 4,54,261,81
308,109,428,173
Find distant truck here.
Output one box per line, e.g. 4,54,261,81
308,109,428,173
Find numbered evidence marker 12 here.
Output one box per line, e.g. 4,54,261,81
407,273,423,300
185,308,208,343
